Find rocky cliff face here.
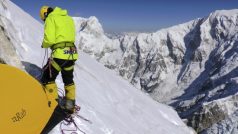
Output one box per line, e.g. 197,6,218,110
0,1,22,68
74,9,238,133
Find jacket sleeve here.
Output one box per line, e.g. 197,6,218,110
42,17,55,48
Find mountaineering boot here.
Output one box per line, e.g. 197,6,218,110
57,97,75,114
64,84,76,114
65,84,75,100
44,82,58,100
65,99,75,114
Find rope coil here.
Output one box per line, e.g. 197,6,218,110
60,105,92,134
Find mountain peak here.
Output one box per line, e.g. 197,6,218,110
207,9,238,24
74,16,104,35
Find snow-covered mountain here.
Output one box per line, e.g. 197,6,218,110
0,1,194,134
73,6,238,134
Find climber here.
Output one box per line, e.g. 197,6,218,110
40,6,78,114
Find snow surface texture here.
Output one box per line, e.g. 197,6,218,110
0,0,194,134
73,7,238,134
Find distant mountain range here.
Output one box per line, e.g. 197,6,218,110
75,9,238,134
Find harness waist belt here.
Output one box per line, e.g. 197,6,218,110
51,42,75,50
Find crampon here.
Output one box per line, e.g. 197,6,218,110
60,105,92,134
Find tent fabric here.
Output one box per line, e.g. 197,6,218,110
0,64,57,134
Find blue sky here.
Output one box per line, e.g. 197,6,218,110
11,0,238,33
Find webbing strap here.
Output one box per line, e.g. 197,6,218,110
51,42,75,50
64,65,74,71
51,59,74,72
51,60,62,72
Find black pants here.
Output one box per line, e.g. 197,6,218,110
41,58,76,86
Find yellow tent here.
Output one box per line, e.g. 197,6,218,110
0,64,57,134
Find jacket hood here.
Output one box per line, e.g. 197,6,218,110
50,7,68,16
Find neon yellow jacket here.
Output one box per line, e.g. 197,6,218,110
42,7,78,60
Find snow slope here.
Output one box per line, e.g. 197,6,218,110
0,1,194,134
51,51,193,134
